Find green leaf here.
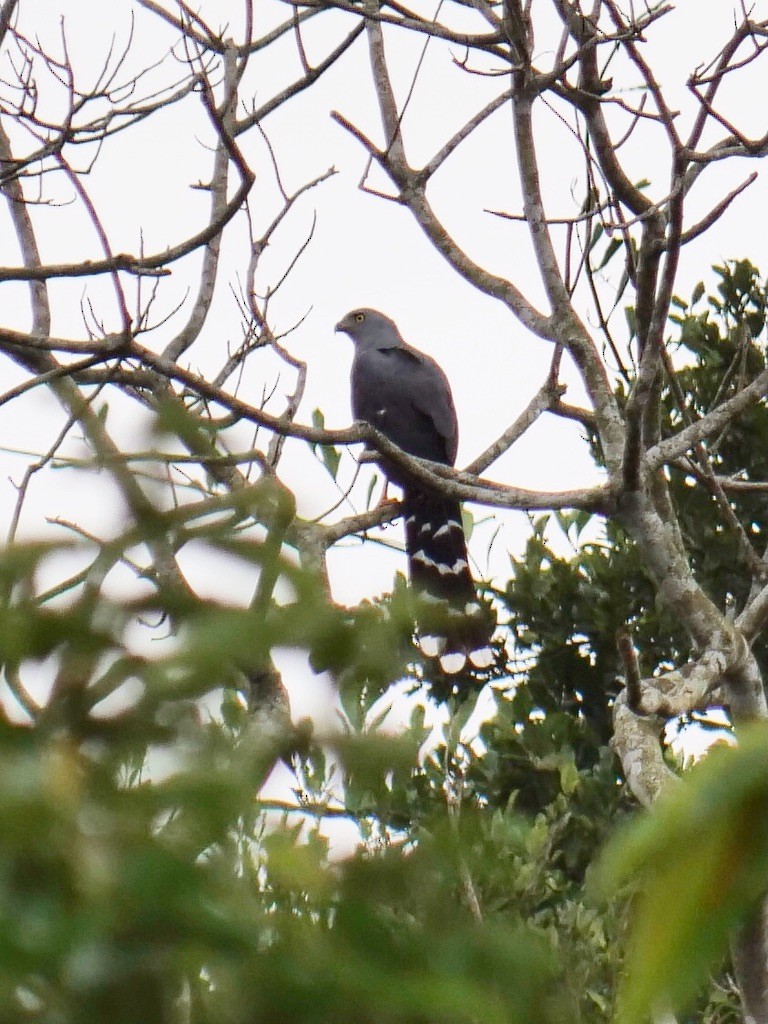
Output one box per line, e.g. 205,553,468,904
587,221,604,254
594,725,768,1022
461,505,475,541
310,407,341,480
559,760,580,797
596,236,622,271
625,305,637,340
365,472,379,510
321,443,341,480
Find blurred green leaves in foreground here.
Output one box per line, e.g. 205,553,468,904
596,723,768,1024
0,522,562,1023
0,517,764,1023
2,262,768,1022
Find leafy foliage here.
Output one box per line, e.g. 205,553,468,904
666,261,768,615
596,724,768,1023
0,466,567,1023
501,513,687,749
0,264,766,1022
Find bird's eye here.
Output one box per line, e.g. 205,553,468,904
354,312,365,323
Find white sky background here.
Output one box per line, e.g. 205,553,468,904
0,0,766,750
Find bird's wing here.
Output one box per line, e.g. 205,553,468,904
406,348,459,462
351,346,458,465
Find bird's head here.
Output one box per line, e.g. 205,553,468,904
334,308,400,349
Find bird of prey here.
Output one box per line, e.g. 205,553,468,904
335,308,492,673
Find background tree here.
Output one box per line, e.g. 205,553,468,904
0,2,765,1023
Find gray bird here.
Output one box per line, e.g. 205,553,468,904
335,308,491,671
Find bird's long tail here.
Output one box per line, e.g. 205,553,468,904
402,488,492,667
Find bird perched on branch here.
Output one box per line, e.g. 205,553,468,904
335,308,493,675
